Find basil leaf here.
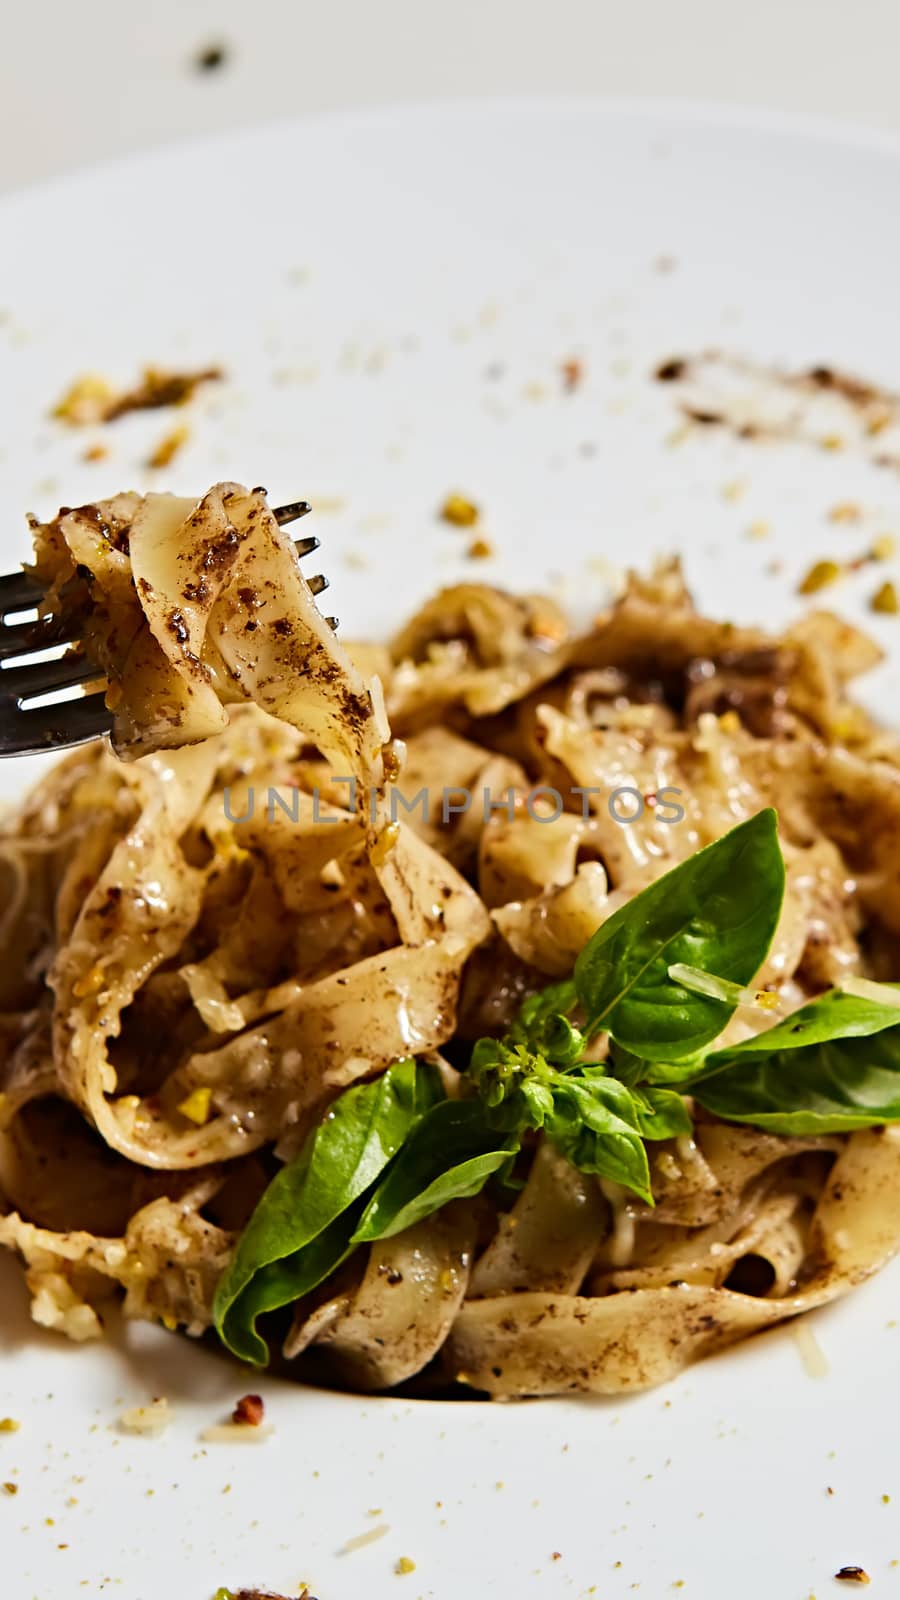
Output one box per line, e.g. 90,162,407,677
354,1099,517,1242
690,1030,900,1133
510,979,582,1064
546,1083,653,1203
574,810,784,1061
213,1059,435,1363
627,1085,693,1139
681,984,900,1133
695,985,900,1072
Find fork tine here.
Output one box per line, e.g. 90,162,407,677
0,652,100,703
0,614,80,663
0,572,42,615
274,501,312,526
0,691,112,756
307,574,329,596
294,535,320,558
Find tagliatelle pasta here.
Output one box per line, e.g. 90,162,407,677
2,483,900,1397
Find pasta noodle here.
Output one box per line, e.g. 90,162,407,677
2,483,900,1397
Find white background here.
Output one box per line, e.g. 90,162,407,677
3,0,900,192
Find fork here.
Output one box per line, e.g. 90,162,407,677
0,499,334,757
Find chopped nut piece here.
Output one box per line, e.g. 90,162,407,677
467,536,494,560
798,559,842,595
834,1568,870,1584
231,1393,265,1427
439,493,479,527
871,581,899,615
829,501,862,524
53,375,116,425
177,1086,213,1125
147,425,190,470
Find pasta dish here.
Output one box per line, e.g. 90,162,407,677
2,482,900,1397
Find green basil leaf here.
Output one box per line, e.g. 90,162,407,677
690,1029,900,1133
213,1059,434,1363
573,810,784,1061
695,985,900,1073
628,1085,694,1139
354,1099,518,1242
546,1084,653,1203
510,979,582,1064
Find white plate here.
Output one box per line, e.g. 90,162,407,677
3,100,900,1600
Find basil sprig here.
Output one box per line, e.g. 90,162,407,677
214,1059,438,1362
680,987,900,1131
213,810,900,1368
573,809,785,1059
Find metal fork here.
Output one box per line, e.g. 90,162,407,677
0,499,334,757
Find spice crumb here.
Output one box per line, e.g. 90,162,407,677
439,493,479,527
829,501,862,524
799,559,842,595
147,425,190,470
194,41,229,72
467,536,494,560
871,580,898,615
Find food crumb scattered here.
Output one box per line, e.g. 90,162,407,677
194,41,230,72
561,358,584,392
147,424,190,470
82,442,108,463
439,493,479,527
0,1420,20,1434
467,536,494,560
721,480,746,502
231,1394,265,1428
834,1568,870,1584
53,365,222,425
2,1482,17,1495
871,534,897,561
871,580,899,614
178,1086,213,1125
829,501,862,524
119,1398,172,1436
341,1524,389,1554
798,559,842,595
395,1556,416,1575
746,520,770,541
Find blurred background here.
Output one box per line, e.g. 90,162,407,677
3,0,898,192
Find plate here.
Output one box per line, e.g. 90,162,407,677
2,100,900,1600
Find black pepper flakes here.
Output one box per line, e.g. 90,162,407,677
194,41,230,73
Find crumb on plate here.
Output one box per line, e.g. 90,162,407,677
147,425,190,470
871,580,899,615
440,493,479,527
